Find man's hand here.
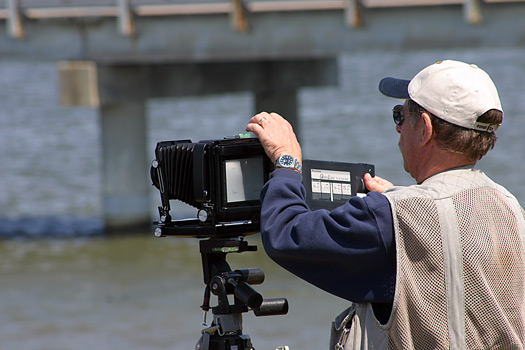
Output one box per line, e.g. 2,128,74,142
246,112,302,164
364,173,394,194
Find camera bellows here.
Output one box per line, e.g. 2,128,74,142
153,141,199,208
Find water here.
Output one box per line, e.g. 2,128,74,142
0,235,345,350
1,46,524,349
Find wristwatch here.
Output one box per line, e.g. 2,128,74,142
275,155,302,174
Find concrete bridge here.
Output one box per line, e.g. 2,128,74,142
2,0,525,230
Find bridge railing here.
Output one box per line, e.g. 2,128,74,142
2,0,523,39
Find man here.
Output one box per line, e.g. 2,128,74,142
246,60,525,349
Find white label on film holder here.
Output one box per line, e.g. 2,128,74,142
311,169,351,182
311,168,352,202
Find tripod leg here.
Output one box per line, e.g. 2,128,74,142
196,314,254,350
195,328,254,350
208,333,254,350
195,332,211,350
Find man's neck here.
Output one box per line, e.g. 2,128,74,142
414,146,476,184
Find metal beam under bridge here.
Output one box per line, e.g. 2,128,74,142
1,0,524,230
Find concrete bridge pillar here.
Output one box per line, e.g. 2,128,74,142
58,58,337,231
59,61,152,231
100,101,150,229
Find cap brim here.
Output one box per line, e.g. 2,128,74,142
378,77,410,99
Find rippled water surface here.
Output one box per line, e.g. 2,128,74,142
0,235,349,349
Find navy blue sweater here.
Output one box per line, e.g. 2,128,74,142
260,168,397,303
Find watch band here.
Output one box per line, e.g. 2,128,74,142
275,155,302,174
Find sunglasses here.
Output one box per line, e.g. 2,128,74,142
392,105,422,126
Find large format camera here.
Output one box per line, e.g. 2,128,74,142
151,134,375,238
151,134,273,238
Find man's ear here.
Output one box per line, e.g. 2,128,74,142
419,112,434,145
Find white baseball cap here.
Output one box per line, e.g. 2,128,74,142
379,60,503,132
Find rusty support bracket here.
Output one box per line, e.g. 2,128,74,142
231,0,249,32
464,0,483,24
118,0,135,36
6,0,24,38
344,0,363,28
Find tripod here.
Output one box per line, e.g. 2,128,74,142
195,237,288,350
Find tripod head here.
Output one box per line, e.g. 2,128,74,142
196,237,288,350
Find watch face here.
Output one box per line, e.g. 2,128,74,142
279,155,294,167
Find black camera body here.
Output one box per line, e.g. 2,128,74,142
151,135,273,238
151,134,375,238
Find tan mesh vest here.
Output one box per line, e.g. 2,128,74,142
343,168,525,350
